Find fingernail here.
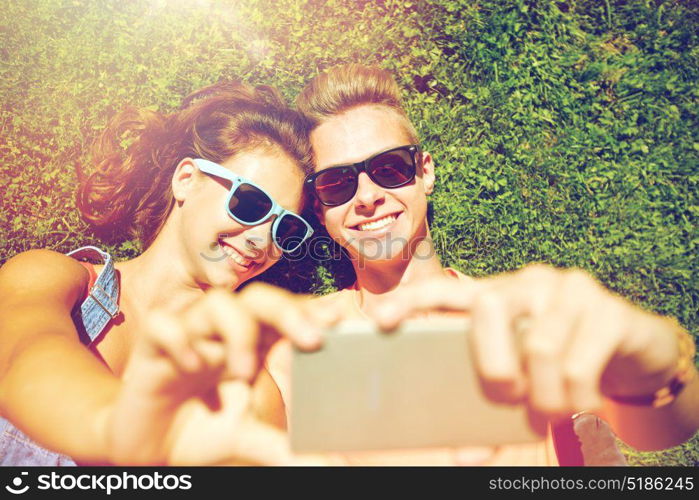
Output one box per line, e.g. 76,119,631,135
376,306,400,331
303,326,323,345
182,350,200,371
302,327,322,348
232,354,256,379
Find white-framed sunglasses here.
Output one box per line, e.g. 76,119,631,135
193,158,313,253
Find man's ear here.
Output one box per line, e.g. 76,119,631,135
420,151,435,195
313,198,326,226
171,158,198,202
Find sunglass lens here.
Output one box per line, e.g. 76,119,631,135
229,184,273,223
368,149,415,187
314,167,357,205
275,214,308,252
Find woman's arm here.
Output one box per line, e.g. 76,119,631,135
0,251,340,465
0,249,118,463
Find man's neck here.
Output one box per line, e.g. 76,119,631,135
351,232,445,318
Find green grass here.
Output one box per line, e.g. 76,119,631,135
1,0,697,464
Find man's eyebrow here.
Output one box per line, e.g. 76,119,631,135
318,151,373,170
318,143,409,170
315,157,356,170
320,160,354,169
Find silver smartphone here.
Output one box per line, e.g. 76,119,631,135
290,318,546,453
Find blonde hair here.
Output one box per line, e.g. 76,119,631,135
296,64,419,143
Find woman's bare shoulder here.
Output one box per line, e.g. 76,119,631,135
0,249,90,307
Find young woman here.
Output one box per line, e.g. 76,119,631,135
0,81,339,466
261,64,698,465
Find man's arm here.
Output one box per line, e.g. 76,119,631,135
602,370,699,451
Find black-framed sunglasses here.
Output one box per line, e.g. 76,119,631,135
305,144,421,207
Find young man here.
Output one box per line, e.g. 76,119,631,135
260,64,698,465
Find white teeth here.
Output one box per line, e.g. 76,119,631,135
357,214,397,232
219,241,252,267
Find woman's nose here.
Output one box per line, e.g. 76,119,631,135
354,172,385,209
242,218,275,255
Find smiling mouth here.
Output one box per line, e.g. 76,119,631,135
351,212,401,232
218,239,255,269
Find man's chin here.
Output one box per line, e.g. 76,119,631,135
350,243,409,267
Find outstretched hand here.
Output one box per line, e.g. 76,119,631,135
375,264,685,420
105,282,340,465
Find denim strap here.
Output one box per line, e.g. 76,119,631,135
66,246,120,344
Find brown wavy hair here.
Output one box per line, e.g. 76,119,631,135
295,64,419,143
76,81,312,248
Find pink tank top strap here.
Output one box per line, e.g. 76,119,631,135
78,260,98,300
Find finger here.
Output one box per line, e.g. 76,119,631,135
523,302,577,416
179,300,232,373
190,338,227,372
470,289,526,402
301,296,345,328
141,310,201,373
374,278,483,330
563,296,624,413
198,288,259,380
238,283,323,351
521,268,603,416
226,417,294,465
211,381,296,465
513,267,575,414
494,263,560,316
166,381,289,465
373,265,559,330
222,418,334,465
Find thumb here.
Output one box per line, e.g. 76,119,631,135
375,278,482,330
